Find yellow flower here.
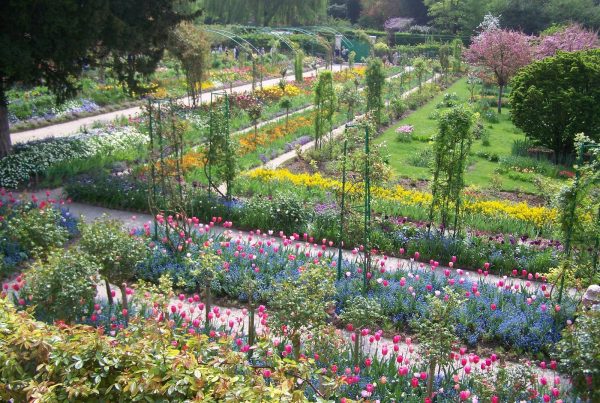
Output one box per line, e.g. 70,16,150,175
245,169,558,228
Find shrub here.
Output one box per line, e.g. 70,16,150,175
510,49,600,159
79,218,147,306
556,310,600,401
0,295,325,402
6,206,70,259
389,97,407,119
20,249,100,323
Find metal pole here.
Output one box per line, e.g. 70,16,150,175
224,93,232,202
149,99,158,240
337,137,348,280
558,142,583,303
363,126,371,293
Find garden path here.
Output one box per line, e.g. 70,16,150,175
10,64,348,145
9,187,570,294
261,72,441,170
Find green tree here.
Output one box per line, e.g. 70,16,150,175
21,250,100,323
365,58,385,126
202,0,327,25
425,0,486,34
509,49,600,159
412,57,430,93
268,262,336,360
545,0,600,30
0,0,199,158
314,70,336,149
79,218,147,312
167,22,210,107
428,105,475,235
294,50,304,83
438,43,451,82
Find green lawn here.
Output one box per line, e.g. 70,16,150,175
376,78,543,194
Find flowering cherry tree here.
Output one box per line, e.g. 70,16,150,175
536,24,599,58
465,28,533,113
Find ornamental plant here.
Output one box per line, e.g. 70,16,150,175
413,288,463,398
556,309,600,401
428,105,475,236
338,295,384,366
314,70,335,149
365,57,385,127
465,27,533,113
268,262,336,360
6,205,69,259
19,249,100,323
536,24,599,58
79,218,147,311
510,49,600,158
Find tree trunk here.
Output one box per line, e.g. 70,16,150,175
205,285,211,332
119,283,129,312
497,84,503,114
105,279,114,306
292,333,301,360
0,84,12,158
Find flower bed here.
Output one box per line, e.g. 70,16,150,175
0,126,147,188
0,212,587,402
247,168,558,229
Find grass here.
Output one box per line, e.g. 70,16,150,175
375,78,556,195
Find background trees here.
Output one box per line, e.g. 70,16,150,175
0,0,199,158
202,0,328,25
509,49,600,160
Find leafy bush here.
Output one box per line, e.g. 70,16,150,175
0,295,323,402
20,249,100,323
389,97,407,119
556,310,600,401
6,206,70,259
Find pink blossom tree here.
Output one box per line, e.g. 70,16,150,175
465,28,533,113
536,24,599,58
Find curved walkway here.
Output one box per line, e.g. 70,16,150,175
10,65,347,145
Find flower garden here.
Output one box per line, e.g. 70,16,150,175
1,4,600,402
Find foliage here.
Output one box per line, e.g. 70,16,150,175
428,105,475,235
79,217,147,308
268,262,336,359
465,27,533,113
6,206,69,259
314,70,335,149
19,249,100,323
0,294,327,402
555,310,600,401
203,0,328,25
167,21,210,106
509,49,600,157
365,58,385,126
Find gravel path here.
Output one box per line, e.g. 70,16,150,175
9,187,570,294
10,64,348,145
